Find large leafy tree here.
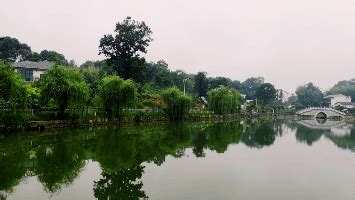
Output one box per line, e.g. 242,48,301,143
27,50,68,65
295,82,324,108
99,75,137,118
207,86,243,115
255,83,277,105
242,77,264,100
99,17,153,80
209,77,231,89
0,36,31,62
194,72,208,98
38,65,89,118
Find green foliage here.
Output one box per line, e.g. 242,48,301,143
28,50,68,65
37,65,89,118
99,17,153,80
99,75,138,118
327,79,355,100
0,36,31,62
194,72,208,97
81,66,102,106
209,77,231,89
242,77,264,100
94,165,147,200
161,87,192,121
295,82,324,108
0,60,28,112
255,83,277,105
207,86,243,115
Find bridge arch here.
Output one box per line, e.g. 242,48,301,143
316,112,327,119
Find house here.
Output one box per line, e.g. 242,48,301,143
324,94,354,109
12,61,54,81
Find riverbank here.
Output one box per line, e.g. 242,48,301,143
0,113,296,132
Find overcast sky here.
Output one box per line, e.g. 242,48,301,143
1,0,355,93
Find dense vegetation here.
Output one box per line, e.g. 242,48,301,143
1,16,355,124
207,86,243,115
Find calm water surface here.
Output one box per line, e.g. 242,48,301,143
1,119,355,200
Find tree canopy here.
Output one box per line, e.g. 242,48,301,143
38,65,89,118
255,83,277,105
327,79,355,101
161,87,192,121
99,75,138,118
194,72,208,98
207,86,243,115
99,17,153,80
0,60,28,113
0,36,31,62
295,82,324,108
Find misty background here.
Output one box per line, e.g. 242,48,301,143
1,0,355,93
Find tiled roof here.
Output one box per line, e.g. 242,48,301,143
12,61,54,70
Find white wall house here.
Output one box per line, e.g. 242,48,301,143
12,61,54,81
324,94,353,109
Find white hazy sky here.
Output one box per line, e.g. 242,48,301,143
1,0,355,93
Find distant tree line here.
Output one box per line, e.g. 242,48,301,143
2,16,354,122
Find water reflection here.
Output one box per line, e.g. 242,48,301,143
94,165,147,200
0,119,355,199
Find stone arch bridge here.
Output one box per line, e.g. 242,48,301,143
296,107,346,118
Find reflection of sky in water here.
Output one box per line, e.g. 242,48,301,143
1,120,355,200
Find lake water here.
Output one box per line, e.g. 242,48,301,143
1,119,355,200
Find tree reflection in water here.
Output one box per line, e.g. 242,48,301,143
1,119,355,198
94,165,147,200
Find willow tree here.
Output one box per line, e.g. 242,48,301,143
161,87,192,121
0,60,28,114
207,86,243,115
99,75,137,118
38,65,89,118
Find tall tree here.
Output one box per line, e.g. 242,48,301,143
242,77,264,100
194,72,208,98
0,36,31,62
295,82,324,108
255,83,277,105
99,17,153,80
209,77,231,89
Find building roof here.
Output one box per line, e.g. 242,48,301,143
12,61,54,70
324,94,349,99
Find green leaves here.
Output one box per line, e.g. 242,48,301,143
99,17,153,80
161,87,192,121
207,86,243,115
0,60,28,111
38,65,89,118
99,75,138,118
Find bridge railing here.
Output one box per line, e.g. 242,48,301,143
296,107,346,116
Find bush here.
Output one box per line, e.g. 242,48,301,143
161,87,192,121
207,86,243,115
